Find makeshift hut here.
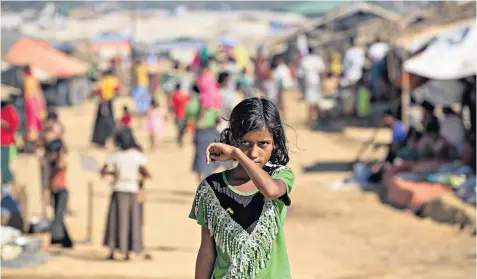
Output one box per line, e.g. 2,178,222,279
91,32,132,61
264,2,399,61
3,37,90,107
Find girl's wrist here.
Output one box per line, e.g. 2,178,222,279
232,147,241,160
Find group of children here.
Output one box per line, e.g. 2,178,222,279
117,83,190,151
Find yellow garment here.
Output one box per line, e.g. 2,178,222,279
97,75,120,101
330,52,342,76
136,63,149,87
233,45,249,70
24,75,46,120
24,75,42,98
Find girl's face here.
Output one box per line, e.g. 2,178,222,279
236,128,274,167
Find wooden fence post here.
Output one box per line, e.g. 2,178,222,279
86,181,93,244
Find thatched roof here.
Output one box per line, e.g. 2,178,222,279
262,2,399,55
302,2,399,32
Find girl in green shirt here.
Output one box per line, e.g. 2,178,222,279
190,97,295,278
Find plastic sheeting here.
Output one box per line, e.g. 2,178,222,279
404,23,476,80
6,38,88,78
412,79,466,106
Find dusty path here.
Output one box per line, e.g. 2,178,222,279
3,91,475,279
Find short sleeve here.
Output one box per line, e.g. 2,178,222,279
104,152,117,166
188,181,208,227
272,167,295,206
135,151,148,166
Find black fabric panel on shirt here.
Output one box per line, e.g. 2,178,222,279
206,173,264,233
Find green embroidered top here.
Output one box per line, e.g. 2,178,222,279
189,164,295,279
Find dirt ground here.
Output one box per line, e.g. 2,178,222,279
2,91,475,279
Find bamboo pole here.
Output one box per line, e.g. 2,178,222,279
86,181,93,244
401,52,410,127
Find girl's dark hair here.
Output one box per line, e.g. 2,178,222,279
220,97,289,165
114,128,140,151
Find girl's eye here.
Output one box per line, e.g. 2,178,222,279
240,141,250,146
259,141,269,147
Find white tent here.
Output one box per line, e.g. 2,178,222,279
404,22,476,80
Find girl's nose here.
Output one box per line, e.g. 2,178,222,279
248,145,260,160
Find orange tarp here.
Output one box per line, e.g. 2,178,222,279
6,37,88,78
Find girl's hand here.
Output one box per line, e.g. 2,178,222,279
205,143,236,164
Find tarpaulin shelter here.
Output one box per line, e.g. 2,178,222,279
91,33,132,59
5,37,88,78
4,38,91,107
404,23,476,80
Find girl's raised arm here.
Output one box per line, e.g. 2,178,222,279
233,147,287,200
206,143,287,200
195,226,216,279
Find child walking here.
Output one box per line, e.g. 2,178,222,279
169,83,190,147
46,138,73,248
145,98,166,150
190,97,295,278
119,106,132,128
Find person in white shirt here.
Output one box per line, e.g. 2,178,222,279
342,37,365,85
100,128,151,261
273,57,293,89
299,47,326,127
265,56,291,114
367,37,389,64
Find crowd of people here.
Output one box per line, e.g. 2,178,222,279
1,36,475,276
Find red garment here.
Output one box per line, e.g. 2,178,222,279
1,105,20,146
120,113,132,127
197,71,222,109
255,56,270,80
50,167,66,192
170,91,190,120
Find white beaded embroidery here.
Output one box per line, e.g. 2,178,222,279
192,180,279,279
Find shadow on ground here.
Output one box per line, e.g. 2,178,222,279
92,192,189,205
303,160,377,173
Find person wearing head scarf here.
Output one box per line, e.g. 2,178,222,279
197,60,222,110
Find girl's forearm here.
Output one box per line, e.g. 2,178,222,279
195,247,215,279
233,148,286,199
